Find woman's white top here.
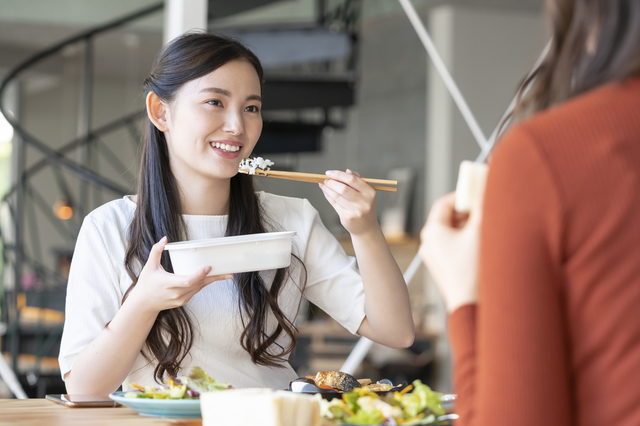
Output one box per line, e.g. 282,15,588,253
59,192,366,390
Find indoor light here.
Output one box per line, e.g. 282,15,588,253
53,196,74,220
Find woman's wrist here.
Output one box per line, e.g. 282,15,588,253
119,288,161,324
349,222,384,241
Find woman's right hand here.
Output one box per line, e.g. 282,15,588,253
126,236,232,314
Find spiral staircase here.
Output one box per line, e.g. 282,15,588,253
0,0,361,397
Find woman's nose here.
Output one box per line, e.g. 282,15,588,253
223,109,244,135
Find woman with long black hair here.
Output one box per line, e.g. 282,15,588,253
420,0,640,425
59,32,414,395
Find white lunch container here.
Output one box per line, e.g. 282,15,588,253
164,231,296,276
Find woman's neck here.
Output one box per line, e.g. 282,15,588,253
177,177,230,215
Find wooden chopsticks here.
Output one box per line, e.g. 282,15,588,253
238,169,397,192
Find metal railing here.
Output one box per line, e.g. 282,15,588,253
0,2,163,392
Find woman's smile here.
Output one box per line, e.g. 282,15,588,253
162,58,263,182
209,139,243,159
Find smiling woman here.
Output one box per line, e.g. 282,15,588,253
146,59,263,191
59,31,413,397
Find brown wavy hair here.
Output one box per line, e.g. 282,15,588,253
511,0,640,121
123,32,304,382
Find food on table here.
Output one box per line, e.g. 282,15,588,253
238,157,274,175
361,382,394,392
321,380,444,425
454,160,488,213
301,372,397,393
313,371,362,392
123,366,230,399
201,388,321,426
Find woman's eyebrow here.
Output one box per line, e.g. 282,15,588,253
200,87,230,96
199,87,261,102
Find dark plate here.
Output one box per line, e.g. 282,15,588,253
288,378,409,400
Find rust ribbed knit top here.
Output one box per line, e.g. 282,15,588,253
449,74,640,426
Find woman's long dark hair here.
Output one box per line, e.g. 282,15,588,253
511,0,640,122
123,32,301,382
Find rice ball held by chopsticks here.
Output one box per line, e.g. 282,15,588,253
238,157,397,192
239,157,274,175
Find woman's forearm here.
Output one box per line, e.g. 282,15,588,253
64,296,158,395
317,169,414,346
352,227,415,348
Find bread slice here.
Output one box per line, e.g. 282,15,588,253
454,160,488,213
201,388,320,426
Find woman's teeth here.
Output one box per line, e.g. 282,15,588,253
211,142,240,153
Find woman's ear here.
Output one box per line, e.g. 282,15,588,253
146,91,169,132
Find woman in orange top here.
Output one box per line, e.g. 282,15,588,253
420,0,640,425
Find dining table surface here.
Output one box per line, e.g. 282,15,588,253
0,398,341,426
0,398,201,426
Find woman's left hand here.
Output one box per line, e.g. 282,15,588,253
320,169,378,236
419,189,484,313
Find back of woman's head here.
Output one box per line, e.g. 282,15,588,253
517,0,640,115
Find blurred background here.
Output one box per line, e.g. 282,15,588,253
0,0,545,398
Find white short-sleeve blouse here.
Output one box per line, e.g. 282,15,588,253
58,192,366,390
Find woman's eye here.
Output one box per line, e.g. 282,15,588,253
245,105,260,113
206,99,222,106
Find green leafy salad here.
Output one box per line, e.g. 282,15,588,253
321,380,444,425
123,366,230,399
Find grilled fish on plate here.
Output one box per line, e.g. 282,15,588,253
313,371,361,392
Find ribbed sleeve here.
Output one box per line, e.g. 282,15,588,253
448,304,477,423
448,75,640,426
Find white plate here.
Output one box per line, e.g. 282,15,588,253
109,392,201,418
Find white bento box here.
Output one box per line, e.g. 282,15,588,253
164,231,296,276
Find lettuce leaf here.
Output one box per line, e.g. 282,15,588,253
180,366,230,393
342,391,361,414
321,379,444,425
396,380,444,418
346,409,384,425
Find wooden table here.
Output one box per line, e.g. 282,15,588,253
0,399,338,426
0,399,201,426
